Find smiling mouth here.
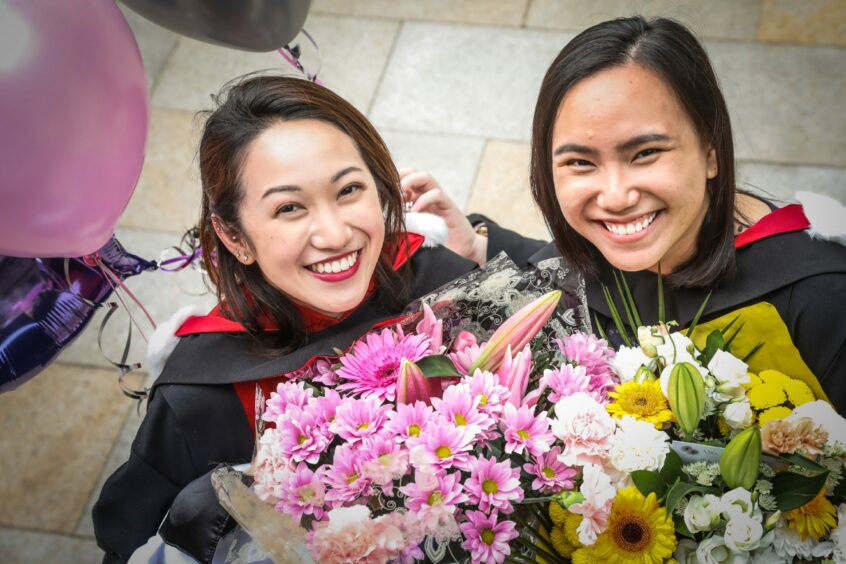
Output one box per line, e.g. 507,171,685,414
602,212,658,236
306,250,360,274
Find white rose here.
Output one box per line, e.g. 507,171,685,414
674,539,699,564
609,345,651,382
724,515,765,553
697,535,750,564
721,488,760,521
684,494,724,533
708,349,750,386
608,416,670,473
789,400,846,448
723,400,754,430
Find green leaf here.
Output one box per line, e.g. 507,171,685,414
613,270,640,337
665,482,719,515
673,514,695,538
701,329,725,366
594,311,609,341
742,342,764,363
657,264,665,323
773,471,829,512
780,453,828,475
685,291,712,338
631,470,667,499
660,449,684,485
720,314,742,336
618,270,642,328
602,283,632,347
416,355,461,378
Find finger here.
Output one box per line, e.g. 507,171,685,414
397,167,418,180
400,171,436,195
410,189,446,213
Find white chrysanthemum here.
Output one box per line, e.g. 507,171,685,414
608,345,651,382
831,503,846,563
607,415,670,473
772,517,819,560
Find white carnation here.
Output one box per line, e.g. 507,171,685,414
609,345,651,382
788,400,846,448
607,415,670,473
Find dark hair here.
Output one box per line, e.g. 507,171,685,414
530,16,737,288
197,75,409,353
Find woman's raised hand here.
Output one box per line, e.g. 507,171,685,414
400,169,488,266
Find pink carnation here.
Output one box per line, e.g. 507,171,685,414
569,463,616,545
550,392,616,467
252,428,294,502
308,505,414,564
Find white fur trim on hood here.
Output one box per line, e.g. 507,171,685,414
795,191,846,247
404,211,448,248
146,304,208,380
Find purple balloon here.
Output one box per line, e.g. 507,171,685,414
0,1,149,258
0,237,156,392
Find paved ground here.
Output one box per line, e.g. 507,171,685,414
1,0,844,561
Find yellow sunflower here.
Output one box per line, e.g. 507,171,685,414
607,381,674,428
758,406,793,426
747,382,786,410
785,488,838,540
783,379,815,407
583,486,677,564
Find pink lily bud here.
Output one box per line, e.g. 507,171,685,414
396,359,431,405
451,331,478,353
498,345,533,407
468,290,561,374
416,303,443,353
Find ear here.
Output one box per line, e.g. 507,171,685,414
706,146,718,180
211,215,253,264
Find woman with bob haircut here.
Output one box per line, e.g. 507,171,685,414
90,75,536,563
524,16,846,407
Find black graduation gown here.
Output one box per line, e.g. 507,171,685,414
92,243,486,564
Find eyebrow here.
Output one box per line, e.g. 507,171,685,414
260,166,364,200
553,133,672,157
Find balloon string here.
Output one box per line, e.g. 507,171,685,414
97,301,148,401
92,256,157,340
278,28,323,85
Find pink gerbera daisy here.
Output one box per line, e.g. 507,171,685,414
501,403,554,457
329,396,391,444
407,417,475,472
336,328,431,402
459,510,518,564
274,462,326,523
385,401,434,444
522,446,578,493
465,455,523,514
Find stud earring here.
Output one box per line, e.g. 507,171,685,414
241,252,249,263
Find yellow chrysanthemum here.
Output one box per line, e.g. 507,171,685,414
549,501,567,525
549,525,576,558
758,406,793,426
607,381,674,428
587,486,677,564
744,372,762,389
717,417,731,437
759,369,791,389
783,379,815,407
747,382,787,410
570,548,594,564
785,488,838,540
564,512,583,548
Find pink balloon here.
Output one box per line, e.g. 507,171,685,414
0,0,149,258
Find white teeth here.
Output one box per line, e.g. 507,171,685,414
604,212,657,236
309,251,358,274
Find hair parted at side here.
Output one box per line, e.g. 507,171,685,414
197,74,409,354
530,16,737,289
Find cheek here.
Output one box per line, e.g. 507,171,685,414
554,179,588,223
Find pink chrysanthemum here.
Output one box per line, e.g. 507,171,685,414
465,455,523,514
329,396,391,444
557,333,618,400
431,384,493,439
263,381,314,423
501,403,554,457
463,369,511,418
322,443,371,506
285,357,339,386
400,470,468,515
522,446,577,493
359,433,409,495
276,406,333,464
459,510,518,564
385,401,434,444
336,327,431,401
274,462,326,523
541,364,593,403
407,418,475,472
311,388,342,426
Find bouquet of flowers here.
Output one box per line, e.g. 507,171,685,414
215,272,846,563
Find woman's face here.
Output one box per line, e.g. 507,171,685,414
550,64,718,273
231,119,386,317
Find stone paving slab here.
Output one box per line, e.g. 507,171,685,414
312,0,530,26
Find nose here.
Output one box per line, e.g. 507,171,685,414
310,205,353,250
596,168,639,212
